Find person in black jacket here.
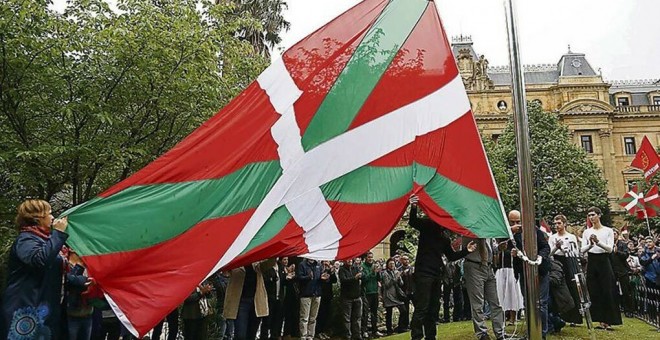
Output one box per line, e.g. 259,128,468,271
508,210,551,340
339,259,363,340
408,195,476,340
316,261,338,339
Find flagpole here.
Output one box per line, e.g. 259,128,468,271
644,209,652,236
503,0,542,339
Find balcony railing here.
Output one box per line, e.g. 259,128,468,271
615,105,660,113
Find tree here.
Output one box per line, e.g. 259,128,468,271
484,101,610,225
0,0,273,273
220,0,291,58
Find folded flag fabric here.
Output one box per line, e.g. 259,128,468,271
63,0,509,335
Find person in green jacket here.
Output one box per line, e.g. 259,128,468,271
360,252,382,338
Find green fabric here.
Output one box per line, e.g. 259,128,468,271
300,0,428,151
241,206,292,254
321,166,413,203
414,164,508,238
65,161,282,256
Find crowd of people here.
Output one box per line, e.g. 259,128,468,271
2,198,660,340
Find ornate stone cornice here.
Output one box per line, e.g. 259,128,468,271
612,113,660,120
610,79,659,86
488,64,558,73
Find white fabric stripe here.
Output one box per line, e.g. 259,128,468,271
214,70,469,272
246,59,342,262
257,58,302,114
644,193,658,202
624,190,644,211
106,293,140,337
278,76,469,202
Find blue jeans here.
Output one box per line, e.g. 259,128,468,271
539,274,550,337
68,316,93,340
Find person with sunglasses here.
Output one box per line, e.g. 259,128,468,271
580,207,621,331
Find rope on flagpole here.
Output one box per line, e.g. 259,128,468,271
513,248,543,266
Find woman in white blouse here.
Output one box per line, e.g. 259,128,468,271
580,207,622,330
549,214,582,324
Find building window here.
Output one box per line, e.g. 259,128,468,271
492,134,500,143
581,135,593,153
627,180,638,191
624,137,636,155
497,100,508,111
617,97,630,106
653,96,660,105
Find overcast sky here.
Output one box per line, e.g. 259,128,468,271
277,0,660,81
50,0,659,81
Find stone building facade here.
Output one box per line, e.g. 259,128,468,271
454,35,659,214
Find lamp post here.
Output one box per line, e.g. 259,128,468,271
534,161,553,228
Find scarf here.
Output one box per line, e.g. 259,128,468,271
20,225,51,240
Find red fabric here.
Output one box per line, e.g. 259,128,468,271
82,209,254,334
631,136,660,181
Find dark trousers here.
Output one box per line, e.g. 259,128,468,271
259,296,277,340
183,317,208,340
411,274,441,340
283,294,300,337
68,316,93,340
341,297,362,339
539,273,550,336
462,286,472,320
152,309,179,340
451,286,464,321
94,318,120,340
361,293,379,334
317,293,334,335
441,283,452,321
397,296,411,332
267,297,284,339
385,305,406,333
618,275,634,313
235,297,261,340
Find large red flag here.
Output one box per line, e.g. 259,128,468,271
63,0,509,335
631,136,660,181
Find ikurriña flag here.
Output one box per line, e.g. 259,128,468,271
63,0,509,335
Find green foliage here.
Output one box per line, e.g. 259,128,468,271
484,102,610,225
0,0,274,274
224,0,290,57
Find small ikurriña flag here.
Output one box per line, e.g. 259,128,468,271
643,185,660,218
618,183,655,219
631,136,660,181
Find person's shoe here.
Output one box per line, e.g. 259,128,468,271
373,331,383,338
555,319,566,333
362,332,370,339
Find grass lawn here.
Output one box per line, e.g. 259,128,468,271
382,316,660,340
